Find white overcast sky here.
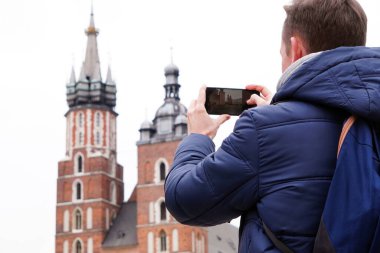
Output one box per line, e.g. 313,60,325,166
0,0,379,252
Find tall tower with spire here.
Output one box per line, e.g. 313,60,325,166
55,11,123,253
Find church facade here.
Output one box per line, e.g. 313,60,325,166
55,11,238,253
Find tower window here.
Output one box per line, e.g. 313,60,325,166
76,182,81,200
155,159,168,184
160,162,166,181
160,201,166,221
77,156,83,173
160,230,167,252
74,209,82,230
75,240,82,253
72,180,83,202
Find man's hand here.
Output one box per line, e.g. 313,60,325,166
246,84,273,106
187,86,230,139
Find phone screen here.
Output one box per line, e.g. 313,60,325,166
205,87,259,116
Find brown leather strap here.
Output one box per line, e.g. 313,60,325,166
337,116,356,157
262,222,294,253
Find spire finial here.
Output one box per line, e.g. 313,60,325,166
87,0,97,34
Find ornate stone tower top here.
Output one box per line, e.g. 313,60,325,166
66,11,116,109
138,62,188,145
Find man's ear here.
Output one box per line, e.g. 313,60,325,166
290,36,307,63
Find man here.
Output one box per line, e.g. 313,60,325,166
165,0,380,252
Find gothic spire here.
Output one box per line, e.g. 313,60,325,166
66,9,116,109
68,66,76,85
106,65,115,85
79,10,101,82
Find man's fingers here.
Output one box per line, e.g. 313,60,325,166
246,84,272,99
247,94,268,106
216,114,231,126
197,85,207,106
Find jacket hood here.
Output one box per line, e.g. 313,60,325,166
272,47,380,121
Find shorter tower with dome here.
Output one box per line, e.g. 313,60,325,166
138,62,187,144
101,62,239,253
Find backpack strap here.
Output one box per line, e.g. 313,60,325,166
337,116,356,156
262,221,294,253
313,115,357,253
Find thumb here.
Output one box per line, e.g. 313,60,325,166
216,114,231,126
248,94,267,106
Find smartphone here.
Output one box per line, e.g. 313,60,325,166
205,87,260,116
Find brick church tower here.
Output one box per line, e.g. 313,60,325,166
55,8,238,253
134,62,209,253
55,11,123,253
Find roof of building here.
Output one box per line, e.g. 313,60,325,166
164,63,179,76
102,202,138,248
207,223,239,253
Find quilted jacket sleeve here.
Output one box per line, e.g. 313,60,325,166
164,111,260,226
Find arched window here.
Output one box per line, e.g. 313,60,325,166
155,158,168,183
74,209,82,230
160,162,166,181
74,240,82,253
160,202,166,221
72,180,83,202
77,155,83,173
160,230,167,252
76,182,82,200
74,153,84,174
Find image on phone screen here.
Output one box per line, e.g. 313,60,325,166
205,87,259,116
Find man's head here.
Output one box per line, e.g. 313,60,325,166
281,0,367,72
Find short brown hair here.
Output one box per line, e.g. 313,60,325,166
283,0,367,54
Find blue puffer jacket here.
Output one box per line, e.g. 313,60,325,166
165,47,380,252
